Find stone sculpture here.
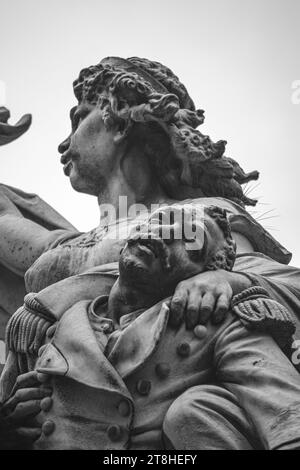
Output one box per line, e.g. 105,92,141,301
0,57,300,450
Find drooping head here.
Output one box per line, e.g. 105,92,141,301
59,56,258,204
119,203,236,295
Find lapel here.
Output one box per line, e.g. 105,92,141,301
35,266,119,321
36,300,131,400
108,301,170,379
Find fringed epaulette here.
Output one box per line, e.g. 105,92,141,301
231,286,296,349
5,293,56,355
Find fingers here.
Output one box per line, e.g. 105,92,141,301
212,293,231,324
184,290,202,330
8,400,43,423
10,371,40,396
199,292,216,324
16,427,42,443
0,424,42,450
171,273,233,329
3,387,52,416
169,288,188,327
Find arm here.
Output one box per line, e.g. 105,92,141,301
0,191,74,276
214,318,300,450
234,253,300,314
169,269,252,328
169,231,300,327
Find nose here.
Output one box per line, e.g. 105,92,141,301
58,135,71,154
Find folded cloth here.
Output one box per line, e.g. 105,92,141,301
0,183,77,360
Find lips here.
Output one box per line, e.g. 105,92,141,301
60,152,70,165
63,160,73,176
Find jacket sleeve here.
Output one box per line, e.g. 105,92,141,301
214,317,300,450
234,254,300,323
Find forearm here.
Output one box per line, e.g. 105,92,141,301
222,270,252,296
234,254,300,312
0,213,67,276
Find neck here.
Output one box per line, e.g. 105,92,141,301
107,277,163,323
97,149,175,222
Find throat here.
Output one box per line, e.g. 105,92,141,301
107,278,162,323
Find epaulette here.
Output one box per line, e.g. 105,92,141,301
231,286,296,349
5,293,56,355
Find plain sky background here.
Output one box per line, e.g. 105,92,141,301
1,0,299,265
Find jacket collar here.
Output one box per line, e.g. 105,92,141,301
108,300,170,379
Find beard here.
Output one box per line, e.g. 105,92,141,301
119,253,151,284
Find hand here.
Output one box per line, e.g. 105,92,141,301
0,371,52,449
0,107,32,146
169,270,252,329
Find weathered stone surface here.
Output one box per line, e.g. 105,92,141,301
0,107,31,146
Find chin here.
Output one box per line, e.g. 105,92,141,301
69,173,98,195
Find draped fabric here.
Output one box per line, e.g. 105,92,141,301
0,184,78,370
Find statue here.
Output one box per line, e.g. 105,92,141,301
0,107,31,146
0,57,300,450
1,204,299,450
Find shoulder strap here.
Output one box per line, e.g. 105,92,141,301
6,293,55,355
232,286,296,349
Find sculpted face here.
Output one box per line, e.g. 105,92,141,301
58,102,125,195
119,205,229,292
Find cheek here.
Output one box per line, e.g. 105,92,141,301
73,111,111,148
169,244,189,266
170,247,203,278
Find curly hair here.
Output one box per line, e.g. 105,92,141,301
73,56,259,207
204,205,236,271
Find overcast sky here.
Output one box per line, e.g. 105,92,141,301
1,0,299,265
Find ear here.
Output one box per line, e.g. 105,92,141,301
113,120,132,145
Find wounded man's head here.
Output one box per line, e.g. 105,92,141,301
119,204,236,294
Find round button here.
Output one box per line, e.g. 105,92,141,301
136,379,151,396
107,424,123,442
40,397,53,412
118,399,131,417
176,342,190,358
42,420,55,436
101,322,114,334
194,325,208,339
155,363,170,379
